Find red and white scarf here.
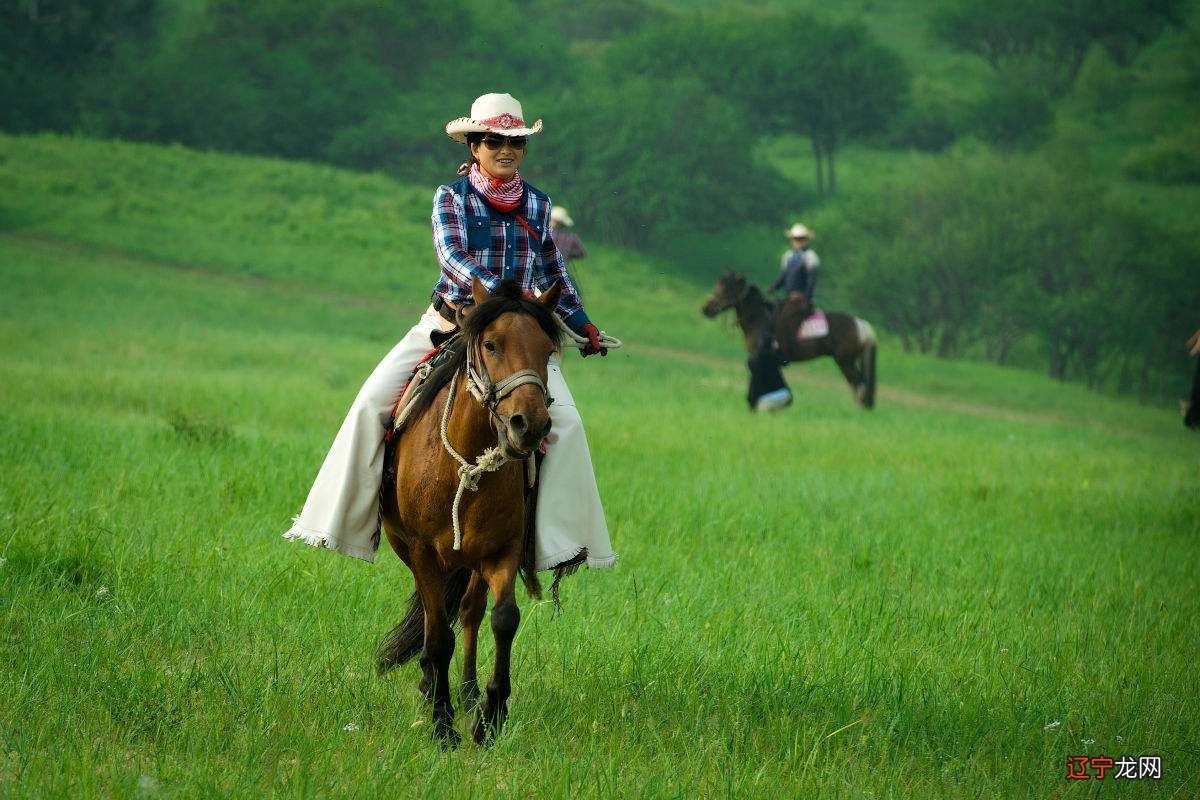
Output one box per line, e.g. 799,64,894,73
466,162,524,213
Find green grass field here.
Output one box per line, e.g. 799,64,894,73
1,134,1197,798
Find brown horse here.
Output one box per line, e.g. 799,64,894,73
376,278,561,747
702,271,877,409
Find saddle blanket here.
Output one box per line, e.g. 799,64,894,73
798,310,828,340
386,340,458,440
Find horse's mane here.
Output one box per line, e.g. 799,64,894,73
402,281,563,427
744,283,773,314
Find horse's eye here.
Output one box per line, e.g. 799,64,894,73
484,341,497,354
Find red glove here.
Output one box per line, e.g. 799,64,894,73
581,322,607,357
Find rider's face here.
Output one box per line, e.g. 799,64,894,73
471,136,525,182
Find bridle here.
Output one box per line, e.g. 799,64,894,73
707,280,751,315
440,318,554,552
463,334,553,418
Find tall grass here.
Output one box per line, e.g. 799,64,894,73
1,135,1197,797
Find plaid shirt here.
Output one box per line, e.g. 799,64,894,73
431,178,590,331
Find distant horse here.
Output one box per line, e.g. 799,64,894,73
1185,329,1200,430
376,279,561,747
702,271,877,409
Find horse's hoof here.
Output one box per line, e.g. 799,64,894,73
472,704,507,746
434,721,461,750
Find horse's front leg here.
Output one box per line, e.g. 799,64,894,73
411,551,460,748
459,571,488,711
473,551,521,745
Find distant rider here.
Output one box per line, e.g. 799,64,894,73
549,205,587,261
770,223,820,306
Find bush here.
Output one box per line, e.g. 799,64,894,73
967,79,1053,151
885,78,963,151
79,0,572,168
0,0,160,133
1121,126,1200,184
531,0,662,41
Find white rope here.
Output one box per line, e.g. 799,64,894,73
554,316,624,350
439,370,510,551
435,317,624,551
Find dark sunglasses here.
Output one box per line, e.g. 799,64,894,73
480,135,527,151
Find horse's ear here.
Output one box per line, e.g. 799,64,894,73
538,281,562,311
471,277,492,307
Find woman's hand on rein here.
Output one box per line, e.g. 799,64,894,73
580,322,608,357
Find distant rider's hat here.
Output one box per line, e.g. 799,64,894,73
550,206,574,227
786,223,813,240
445,93,544,144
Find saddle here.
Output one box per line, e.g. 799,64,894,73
386,332,463,441
776,291,827,342
797,309,828,340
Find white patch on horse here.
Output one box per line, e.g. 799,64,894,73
854,318,876,346
797,310,829,340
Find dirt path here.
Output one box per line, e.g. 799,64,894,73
4,232,1176,441
635,341,1178,442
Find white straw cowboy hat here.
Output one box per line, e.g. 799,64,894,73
550,206,574,227
786,223,813,240
445,93,544,144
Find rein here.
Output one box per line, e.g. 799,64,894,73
440,334,551,551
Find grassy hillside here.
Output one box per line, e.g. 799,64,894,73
1,135,1197,797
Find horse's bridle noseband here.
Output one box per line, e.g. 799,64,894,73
440,328,553,553
706,282,751,316
463,336,553,418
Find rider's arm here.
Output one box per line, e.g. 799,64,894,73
769,252,789,291
805,251,820,297
431,184,501,295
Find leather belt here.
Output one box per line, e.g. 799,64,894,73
432,294,459,324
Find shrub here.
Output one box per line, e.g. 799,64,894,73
1121,126,1200,184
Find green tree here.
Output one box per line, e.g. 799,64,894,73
606,12,908,195
933,0,1184,95
766,18,909,194
824,149,1164,384
530,77,790,247
0,0,160,132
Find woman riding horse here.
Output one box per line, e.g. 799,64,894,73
283,93,617,743
703,272,877,409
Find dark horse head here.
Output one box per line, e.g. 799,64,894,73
701,271,750,317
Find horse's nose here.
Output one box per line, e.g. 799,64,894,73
508,413,528,440
507,413,550,451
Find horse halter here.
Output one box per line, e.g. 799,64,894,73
440,326,553,553
463,335,553,414
708,281,750,314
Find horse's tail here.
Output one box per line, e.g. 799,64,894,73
375,567,472,675
857,319,877,410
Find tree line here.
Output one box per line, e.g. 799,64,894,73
2,0,1197,397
